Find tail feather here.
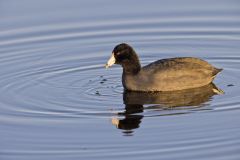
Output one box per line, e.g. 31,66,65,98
213,68,223,76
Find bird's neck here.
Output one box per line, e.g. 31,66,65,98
122,61,141,75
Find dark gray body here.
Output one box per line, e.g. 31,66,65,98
122,57,222,91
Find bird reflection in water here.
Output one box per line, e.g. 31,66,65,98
112,83,223,135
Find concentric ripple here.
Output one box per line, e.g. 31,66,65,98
0,44,240,121
1,17,240,118
0,0,240,159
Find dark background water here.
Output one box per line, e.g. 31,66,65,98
0,0,240,159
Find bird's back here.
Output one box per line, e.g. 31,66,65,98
124,57,222,91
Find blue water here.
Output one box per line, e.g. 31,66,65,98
0,0,240,159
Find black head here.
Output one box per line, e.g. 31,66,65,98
106,43,141,74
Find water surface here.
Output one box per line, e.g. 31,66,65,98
0,0,240,159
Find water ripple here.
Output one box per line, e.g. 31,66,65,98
0,1,240,159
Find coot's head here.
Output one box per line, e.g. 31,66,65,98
105,43,141,74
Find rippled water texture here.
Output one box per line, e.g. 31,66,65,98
0,0,240,159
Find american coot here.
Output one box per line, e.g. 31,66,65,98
105,43,222,92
